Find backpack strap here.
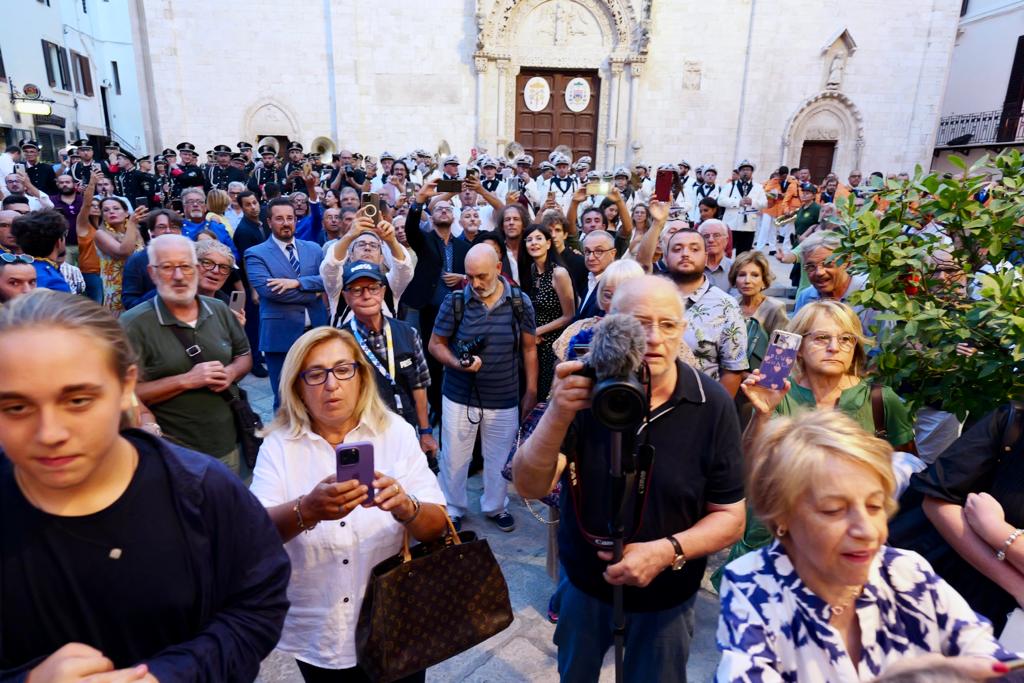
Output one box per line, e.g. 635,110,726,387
870,383,887,440
452,290,465,339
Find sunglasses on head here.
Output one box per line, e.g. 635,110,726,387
0,253,34,264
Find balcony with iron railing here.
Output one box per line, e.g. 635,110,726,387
935,102,1024,148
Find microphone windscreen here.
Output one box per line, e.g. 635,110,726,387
589,314,647,381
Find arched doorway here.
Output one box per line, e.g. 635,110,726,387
474,0,651,168
242,100,300,152
783,91,865,180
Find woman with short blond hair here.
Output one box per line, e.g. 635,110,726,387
716,410,1014,682
250,326,447,681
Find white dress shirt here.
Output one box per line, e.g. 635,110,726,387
250,412,445,669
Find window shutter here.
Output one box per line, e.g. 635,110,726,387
57,48,71,90
81,55,93,96
41,40,55,86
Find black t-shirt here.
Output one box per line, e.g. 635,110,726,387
1,435,199,670
558,361,744,612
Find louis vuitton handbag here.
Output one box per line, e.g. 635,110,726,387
355,514,514,682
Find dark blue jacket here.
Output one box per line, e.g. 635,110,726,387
121,250,156,311
244,238,327,353
0,430,291,682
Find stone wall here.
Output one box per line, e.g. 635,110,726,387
140,0,960,178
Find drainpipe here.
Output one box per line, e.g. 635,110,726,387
733,0,757,165
322,0,339,144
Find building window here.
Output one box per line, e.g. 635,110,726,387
960,0,969,17
71,51,93,97
35,130,67,162
37,0,51,5
41,40,71,90
111,61,121,95
0,44,6,80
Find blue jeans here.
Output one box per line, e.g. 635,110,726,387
83,273,103,303
554,580,696,683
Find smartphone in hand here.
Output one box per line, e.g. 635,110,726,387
229,290,245,313
336,441,376,504
655,169,674,203
757,330,803,390
436,179,462,193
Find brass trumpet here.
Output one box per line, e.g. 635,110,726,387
774,209,799,227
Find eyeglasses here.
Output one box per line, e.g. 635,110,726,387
345,282,383,297
702,233,726,241
183,199,204,206
635,318,684,336
300,361,360,385
803,260,836,274
153,263,196,278
198,258,232,275
352,240,382,251
583,247,615,258
0,252,34,264
804,333,859,350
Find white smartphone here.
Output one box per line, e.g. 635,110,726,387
229,290,245,313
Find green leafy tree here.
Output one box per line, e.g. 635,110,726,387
833,149,1024,419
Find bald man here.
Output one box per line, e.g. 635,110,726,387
428,243,538,532
514,275,744,682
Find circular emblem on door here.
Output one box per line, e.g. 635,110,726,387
523,77,551,112
564,77,591,113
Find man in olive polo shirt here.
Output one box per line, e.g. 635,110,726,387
121,234,252,474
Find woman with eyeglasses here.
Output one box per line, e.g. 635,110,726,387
76,172,143,310
250,326,447,682
195,239,245,325
713,300,916,585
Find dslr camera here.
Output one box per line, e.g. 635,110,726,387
452,336,485,368
573,361,647,432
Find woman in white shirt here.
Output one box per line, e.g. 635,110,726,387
250,326,447,682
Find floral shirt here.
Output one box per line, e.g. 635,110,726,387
682,277,748,380
716,541,1014,682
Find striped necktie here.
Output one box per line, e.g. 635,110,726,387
286,243,300,275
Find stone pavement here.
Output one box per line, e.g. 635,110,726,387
239,374,727,683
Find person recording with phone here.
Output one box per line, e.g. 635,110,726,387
512,275,744,683
250,326,446,682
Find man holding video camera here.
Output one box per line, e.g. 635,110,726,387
513,275,744,683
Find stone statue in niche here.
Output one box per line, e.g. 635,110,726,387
683,61,702,91
826,53,846,90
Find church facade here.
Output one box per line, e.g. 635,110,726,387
133,0,960,179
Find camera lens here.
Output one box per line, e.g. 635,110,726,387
592,378,647,431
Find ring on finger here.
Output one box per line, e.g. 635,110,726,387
392,484,400,495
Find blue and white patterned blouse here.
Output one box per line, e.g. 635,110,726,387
716,541,1014,682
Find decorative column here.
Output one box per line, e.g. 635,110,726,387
496,59,511,157
474,56,490,151
604,61,624,168
626,60,643,164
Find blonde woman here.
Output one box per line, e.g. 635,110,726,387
249,327,447,682
716,410,1013,682
204,188,235,237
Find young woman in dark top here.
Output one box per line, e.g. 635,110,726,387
0,290,290,682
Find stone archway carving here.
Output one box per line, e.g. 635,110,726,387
783,91,865,176
241,99,300,144
474,0,651,167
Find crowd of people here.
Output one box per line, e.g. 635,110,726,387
1,135,1022,683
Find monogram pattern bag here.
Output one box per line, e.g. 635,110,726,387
356,515,514,682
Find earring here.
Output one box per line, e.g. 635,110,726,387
775,526,787,538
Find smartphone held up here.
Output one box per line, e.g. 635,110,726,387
336,441,376,504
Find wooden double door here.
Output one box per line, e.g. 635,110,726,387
799,141,837,184
515,69,599,169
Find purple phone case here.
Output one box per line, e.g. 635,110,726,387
757,346,798,390
336,441,375,502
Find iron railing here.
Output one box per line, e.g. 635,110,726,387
936,102,1024,147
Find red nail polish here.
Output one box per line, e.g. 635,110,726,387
993,662,1010,674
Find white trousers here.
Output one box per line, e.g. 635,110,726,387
914,406,964,464
754,213,777,249
439,396,518,518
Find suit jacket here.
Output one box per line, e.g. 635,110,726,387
575,285,604,322
244,238,327,353
400,202,470,310
121,250,156,311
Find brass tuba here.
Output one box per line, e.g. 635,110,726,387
774,209,799,227
505,141,525,163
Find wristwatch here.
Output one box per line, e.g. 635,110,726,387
666,536,686,571
418,427,433,436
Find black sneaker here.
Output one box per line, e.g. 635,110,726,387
250,363,269,378
487,511,516,532
451,516,463,533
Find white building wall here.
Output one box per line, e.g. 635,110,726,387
139,0,959,180
1,0,145,157
941,0,1024,115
